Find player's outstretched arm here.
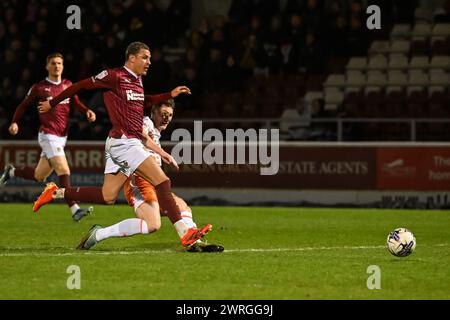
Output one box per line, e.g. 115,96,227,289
38,79,95,113
170,86,191,98
39,71,117,113
71,95,96,122
9,85,38,134
144,86,191,108
142,131,179,171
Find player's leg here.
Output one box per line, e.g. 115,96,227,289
49,155,93,221
34,157,54,182
134,162,212,246
173,193,194,222
0,156,50,186
171,193,224,253
66,172,127,204
77,183,161,250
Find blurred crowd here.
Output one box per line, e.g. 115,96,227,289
0,0,422,140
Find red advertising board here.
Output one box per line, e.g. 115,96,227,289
166,146,376,189
1,142,448,191
377,147,450,191
0,143,105,173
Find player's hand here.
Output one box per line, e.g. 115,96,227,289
162,153,179,171
170,86,191,98
38,101,51,113
86,109,96,122
8,123,18,135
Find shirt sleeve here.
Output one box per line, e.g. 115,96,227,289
70,95,89,114
50,69,117,108
144,92,172,109
142,116,154,135
12,85,37,123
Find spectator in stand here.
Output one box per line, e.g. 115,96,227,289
261,15,283,74
303,0,324,35
298,32,325,74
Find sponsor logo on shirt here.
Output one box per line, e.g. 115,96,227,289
126,90,144,101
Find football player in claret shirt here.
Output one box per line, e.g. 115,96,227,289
0,53,96,221
77,99,224,252
34,42,213,248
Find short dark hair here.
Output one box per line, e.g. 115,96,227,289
153,99,175,110
46,52,63,64
125,42,150,61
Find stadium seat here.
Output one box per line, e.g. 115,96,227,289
366,71,387,87
431,23,450,37
346,57,367,71
389,40,411,54
414,7,434,23
430,55,450,70
346,70,366,88
408,70,429,86
304,91,324,105
368,54,388,70
368,41,390,55
411,23,432,40
409,56,430,71
390,24,412,39
387,71,408,87
364,86,383,96
323,74,346,89
428,85,447,96
388,54,409,70
324,88,344,111
430,71,450,86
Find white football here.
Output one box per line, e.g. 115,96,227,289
387,228,416,257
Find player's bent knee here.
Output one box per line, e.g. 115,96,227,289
102,193,117,205
34,173,47,182
147,222,161,233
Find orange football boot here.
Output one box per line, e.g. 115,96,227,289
180,224,212,246
33,182,58,212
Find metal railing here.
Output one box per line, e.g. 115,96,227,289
171,118,450,141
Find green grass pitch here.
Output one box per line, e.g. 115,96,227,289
0,204,449,300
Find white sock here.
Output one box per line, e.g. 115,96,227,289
70,204,80,215
174,216,197,238
174,219,189,238
95,218,149,241
180,210,197,228
9,167,15,177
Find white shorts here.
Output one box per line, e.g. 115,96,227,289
104,136,151,177
38,132,67,159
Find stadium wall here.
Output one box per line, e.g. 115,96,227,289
0,141,449,209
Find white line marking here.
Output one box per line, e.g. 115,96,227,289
0,244,448,257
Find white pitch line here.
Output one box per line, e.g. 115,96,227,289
0,243,448,257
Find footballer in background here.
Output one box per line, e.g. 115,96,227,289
0,53,96,221
77,98,224,253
